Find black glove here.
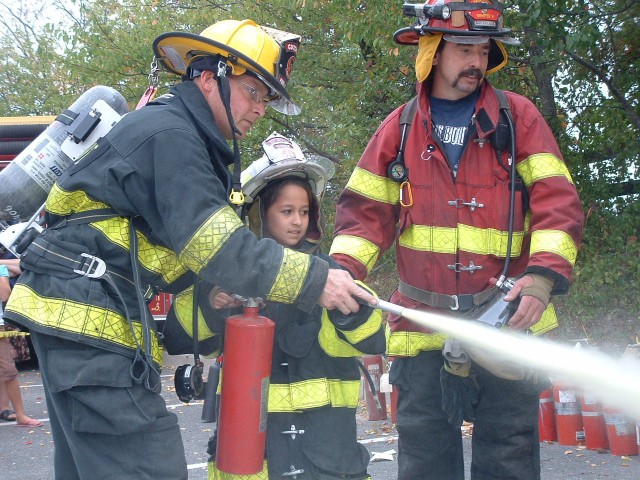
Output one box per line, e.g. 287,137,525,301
440,362,479,428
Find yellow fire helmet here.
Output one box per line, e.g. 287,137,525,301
395,0,520,79
153,19,302,115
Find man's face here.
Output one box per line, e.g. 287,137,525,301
431,40,491,100
199,72,269,140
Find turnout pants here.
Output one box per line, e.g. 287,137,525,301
31,332,187,480
390,350,543,480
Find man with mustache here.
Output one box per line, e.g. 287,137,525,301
330,1,584,479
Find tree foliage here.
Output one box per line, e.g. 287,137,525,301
0,0,638,342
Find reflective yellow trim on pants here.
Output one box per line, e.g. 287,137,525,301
208,461,371,480
208,460,268,480
268,379,361,412
329,235,380,275
386,303,558,357
531,230,579,265
399,224,524,257
318,308,383,357
345,166,399,204
517,153,574,187
179,206,243,274
266,248,310,304
6,284,163,365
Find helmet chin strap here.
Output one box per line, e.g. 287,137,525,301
215,60,245,206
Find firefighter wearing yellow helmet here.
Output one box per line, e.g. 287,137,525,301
330,1,584,479
5,19,376,480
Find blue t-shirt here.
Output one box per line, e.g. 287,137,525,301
430,89,479,174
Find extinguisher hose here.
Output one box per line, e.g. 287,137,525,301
356,359,384,415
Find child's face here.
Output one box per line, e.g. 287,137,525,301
264,183,310,247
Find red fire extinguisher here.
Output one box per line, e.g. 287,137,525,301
361,355,387,421
216,298,275,475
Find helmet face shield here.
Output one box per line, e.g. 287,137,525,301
152,20,301,115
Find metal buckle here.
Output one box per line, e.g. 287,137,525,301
450,295,460,311
74,253,106,278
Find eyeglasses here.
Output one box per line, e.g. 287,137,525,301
239,81,272,104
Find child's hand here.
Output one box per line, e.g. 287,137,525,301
209,288,243,310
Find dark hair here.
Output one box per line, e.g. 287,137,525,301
259,176,314,212
259,176,319,241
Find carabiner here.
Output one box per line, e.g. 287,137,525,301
400,180,413,208
229,189,245,206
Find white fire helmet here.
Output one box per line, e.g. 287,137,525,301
241,132,334,204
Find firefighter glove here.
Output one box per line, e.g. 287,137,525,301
519,274,553,307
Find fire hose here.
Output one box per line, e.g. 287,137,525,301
364,297,640,420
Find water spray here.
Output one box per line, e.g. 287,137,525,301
372,298,640,420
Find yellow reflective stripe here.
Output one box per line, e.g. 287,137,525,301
318,309,383,357
266,248,309,304
458,224,524,257
7,284,163,364
179,206,243,274
91,218,187,284
340,308,383,344
172,286,217,342
399,225,457,254
46,184,110,215
517,153,574,188
531,230,578,265
345,166,399,204
208,460,269,480
387,329,447,356
529,303,559,335
399,224,524,257
330,235,380,275
269,379,360,412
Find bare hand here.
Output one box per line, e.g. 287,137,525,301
503,276,546,330
318,269,377,315
209,289,243,310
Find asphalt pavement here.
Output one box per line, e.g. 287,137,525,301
2,353,640,479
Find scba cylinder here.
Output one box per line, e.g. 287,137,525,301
0,86,129,223
216,305,275,475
